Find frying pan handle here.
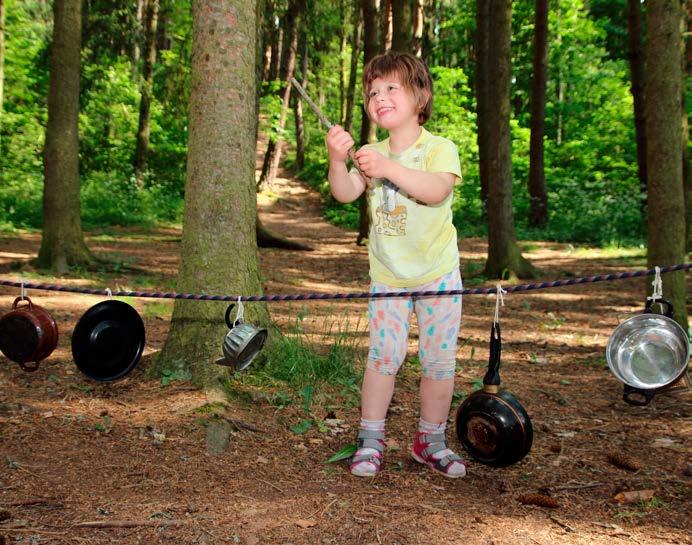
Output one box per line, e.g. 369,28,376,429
225,304,236,329
644,297,673,318
622,384,656,406
483,322,502,387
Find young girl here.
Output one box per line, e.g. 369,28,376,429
326,52,466,478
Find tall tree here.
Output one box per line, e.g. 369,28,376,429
412,0,424,57
134,0,160,180
475,0,489,212
357,0,380,245
380,0,392,53
391,0,413,52
344,0,362,134
155,0,270,387
627,0,647,216
527,0,548,227
0,0,5,136
483,0,533,279
645,0,687,328
293,23,308,171
258,0,300,188
683,0,691,253
37,0,93,273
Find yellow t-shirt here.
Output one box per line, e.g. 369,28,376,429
360,128,462,287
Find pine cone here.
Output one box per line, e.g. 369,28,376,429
607,452,641,471
517,493,560,508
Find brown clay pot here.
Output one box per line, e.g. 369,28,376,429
0,296,59,372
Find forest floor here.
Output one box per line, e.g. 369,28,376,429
0,164,690,545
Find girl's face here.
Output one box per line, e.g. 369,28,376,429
366,76,420,131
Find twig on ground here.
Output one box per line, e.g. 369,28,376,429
1,499,64,508
259,479,285,494
305,498,337,520
225,418,265,433
72,519,185,528
549,515,576,532
551,481,603,492
531,388,568,405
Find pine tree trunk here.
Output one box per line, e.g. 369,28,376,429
391,0,413,53
627,0,648,217
155,0,270,388
344,0,362,134
293,27,307,171
134,0,159,180
37,0,93,273
683,0,691,253
475,0,489,212
358,0,380,245
483,0,533,280
528,0,548,227
645,0,687,329
380,0,392,53
133,0,143,74
258,0,299,189
412,0,423,57
0,0,5,136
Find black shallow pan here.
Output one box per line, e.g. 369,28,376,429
455,322,533,467
71,300,145,382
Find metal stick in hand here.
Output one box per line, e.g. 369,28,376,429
289,77,369,184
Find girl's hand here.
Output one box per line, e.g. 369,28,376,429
326,125,354,163
354,148,391,179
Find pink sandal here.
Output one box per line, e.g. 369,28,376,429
349,429,385,477
411,432,467,478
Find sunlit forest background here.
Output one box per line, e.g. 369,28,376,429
0,0,687,245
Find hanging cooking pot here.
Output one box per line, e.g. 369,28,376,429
606,298,689,406
455,322,533,467
0,296,59,372
214,303,267,371
71,299,145,382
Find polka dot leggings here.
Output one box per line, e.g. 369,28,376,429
367,269,462,380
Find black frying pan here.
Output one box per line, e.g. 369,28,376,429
455,322,533,467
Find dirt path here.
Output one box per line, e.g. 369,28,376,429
0,169,690,545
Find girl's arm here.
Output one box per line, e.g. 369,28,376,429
354,148,455,204
326,126,367,203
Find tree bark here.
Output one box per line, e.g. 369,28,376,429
344,0,362,134
391,0,413,53
258,0,299,189
155,0,270,388
1,0,6,136
475,0,489,213
412,0,424,57
627,0,648,218
380,0,392,53
37,0,93,273
357,0,380,245
293,25,307,171
134,0,160,180
645,0,687,329
483,0,534,280
527,0,548,227
683,0,691,253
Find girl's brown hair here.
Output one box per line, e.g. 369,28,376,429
362,51,434,124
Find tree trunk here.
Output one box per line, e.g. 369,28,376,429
339,0,346,124
261,0,274,83
483,0,534,280
37,0,93,273
1,0,6,137
133,0,143,74
134,0,159,180
627,0,648,218
645,0,687,329
380,0,392,53
267,16,281,82
357,0,380,245
258,0,299,189
528,0,548,227
475,0,489,212
391,0,413,53
683,0,691,253
412,0,424,57
293,26,307,171
155,0,270,388
344,0,362,134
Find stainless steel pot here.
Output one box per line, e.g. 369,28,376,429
606,299,689,405
214,304,267,371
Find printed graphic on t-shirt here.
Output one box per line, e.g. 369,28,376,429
375,203,407,236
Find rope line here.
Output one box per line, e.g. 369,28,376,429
0,263,689,303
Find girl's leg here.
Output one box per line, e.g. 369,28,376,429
350,281,412,477
411,269,466,477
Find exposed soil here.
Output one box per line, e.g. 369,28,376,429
0,168,690,545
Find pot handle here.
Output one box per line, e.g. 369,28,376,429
483,322,502,387
622,384,656,406
12,296,33,309
225,304,237,329
644,298,673,318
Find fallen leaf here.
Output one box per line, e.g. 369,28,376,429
613,489,655,504
295,518,317,529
